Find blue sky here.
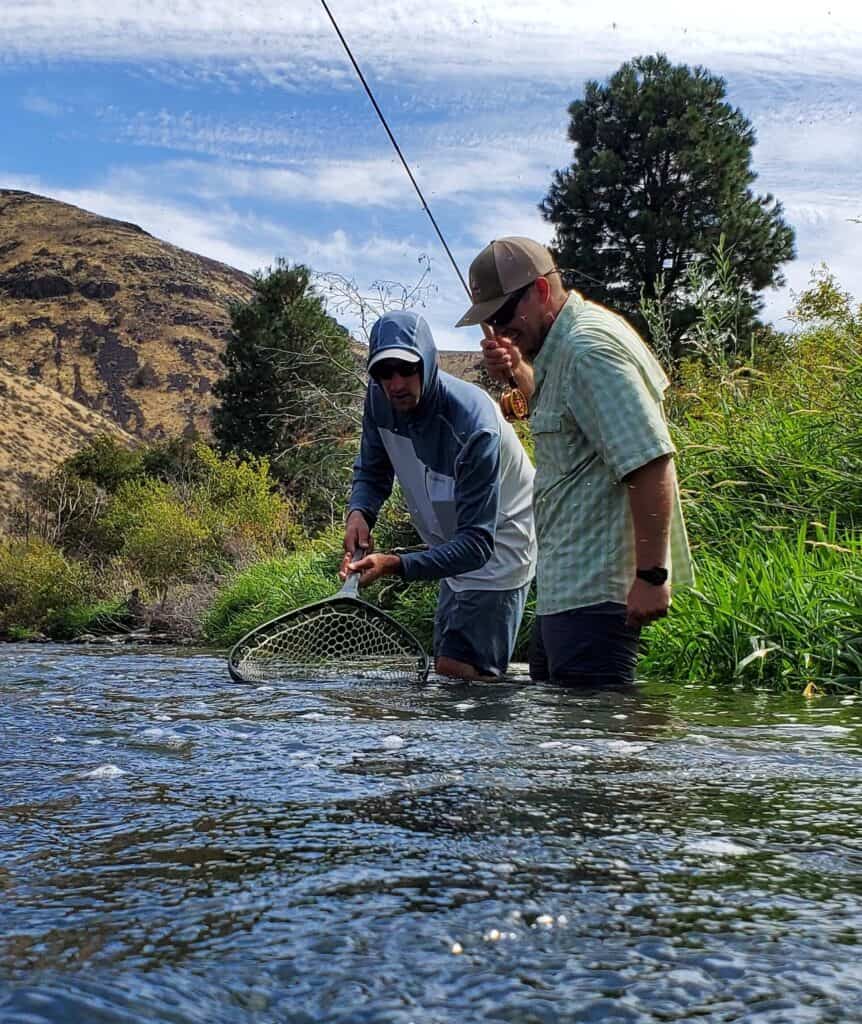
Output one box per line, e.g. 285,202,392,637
2,0,861,349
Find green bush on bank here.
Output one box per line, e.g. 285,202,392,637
3,440,303,637
0,539,92,637
202,548,343,646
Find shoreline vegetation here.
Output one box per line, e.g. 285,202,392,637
2,268,860,692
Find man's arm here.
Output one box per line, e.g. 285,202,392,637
624,454,674,628
349,429,500,586
341,396,395,579
346,394,395,530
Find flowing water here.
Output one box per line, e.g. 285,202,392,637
2,643,862,1023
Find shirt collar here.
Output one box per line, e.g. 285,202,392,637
532,291,584,389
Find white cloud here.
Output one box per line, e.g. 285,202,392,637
2,1,861,82
20,93,64,117
465,199,554,249
90,139,557,209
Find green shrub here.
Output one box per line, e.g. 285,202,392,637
202,549,343,646
65,435,142,492
48,599,136,641
105,479,212,602
189,443,304,555
0,539,91,637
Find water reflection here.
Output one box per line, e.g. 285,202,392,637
1,644,861,1023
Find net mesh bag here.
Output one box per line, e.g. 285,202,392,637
228,597,429,684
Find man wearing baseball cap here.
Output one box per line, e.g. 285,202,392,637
341,310,536,680
457,237,693,687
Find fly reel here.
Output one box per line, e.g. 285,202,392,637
500,378,529,421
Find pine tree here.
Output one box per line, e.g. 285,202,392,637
542,54,795,354
213,262,364,526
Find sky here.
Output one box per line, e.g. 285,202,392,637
1,0,861,350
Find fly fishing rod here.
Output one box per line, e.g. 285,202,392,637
317,0,529,421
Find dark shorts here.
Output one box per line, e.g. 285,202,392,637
434,580,531,678
529,602,641,687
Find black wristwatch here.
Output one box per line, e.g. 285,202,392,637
636,566,669,586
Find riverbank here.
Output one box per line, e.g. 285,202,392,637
2,272,860,691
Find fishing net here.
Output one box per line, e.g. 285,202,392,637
227,564,430,684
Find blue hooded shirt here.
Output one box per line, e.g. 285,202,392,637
348,311,536,590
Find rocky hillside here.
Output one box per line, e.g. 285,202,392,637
0,189,487,523
0,190,254,440
0,360,135,523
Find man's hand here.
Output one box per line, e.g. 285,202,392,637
341,510,373,580
343,552,402,587
625,578,670,629
480,332,521,383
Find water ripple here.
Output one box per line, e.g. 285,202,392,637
1,644,862,1022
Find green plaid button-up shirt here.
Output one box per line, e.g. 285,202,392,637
530,292,693,616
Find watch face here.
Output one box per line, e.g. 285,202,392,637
638,567,668,586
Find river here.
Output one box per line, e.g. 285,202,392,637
2,644,861,1023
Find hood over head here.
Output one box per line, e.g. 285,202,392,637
368,311,440,415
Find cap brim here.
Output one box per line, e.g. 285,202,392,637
454,294,511,329
367,346,422,370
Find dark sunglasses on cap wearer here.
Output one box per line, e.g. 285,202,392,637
370,359,422,382
484,281,534,330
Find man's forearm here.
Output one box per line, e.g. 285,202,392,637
624,455,674,568
511,359,536,401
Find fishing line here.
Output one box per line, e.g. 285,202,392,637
317,0,605,297
318,0,471,299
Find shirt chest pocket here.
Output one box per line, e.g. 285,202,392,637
424,468,458,538
531,411,574,477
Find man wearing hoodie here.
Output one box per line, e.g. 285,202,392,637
341,310,536,680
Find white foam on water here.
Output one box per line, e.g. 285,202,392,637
612,714,628,720
604,740,648,754
137,727,189,750
85,739,103,746
453,702,476,711
539,740,565,749
82,764,126,779
771,723,852,737
685,838,753,857
382,735,405,750
50,736,66,744
256,686,275,692
299,712,327,720
153,714,172,722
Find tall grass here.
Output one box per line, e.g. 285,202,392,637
643,266,862,691
643,522,862,689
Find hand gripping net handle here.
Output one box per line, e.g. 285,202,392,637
227,549,431,684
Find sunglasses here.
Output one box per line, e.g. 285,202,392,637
484,281,533,329
371,359,421,382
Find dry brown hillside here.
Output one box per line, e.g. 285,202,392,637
0,190,254,440
0,360,135,523
0,189,486,522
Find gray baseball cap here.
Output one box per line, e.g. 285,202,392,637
455,237,555,327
